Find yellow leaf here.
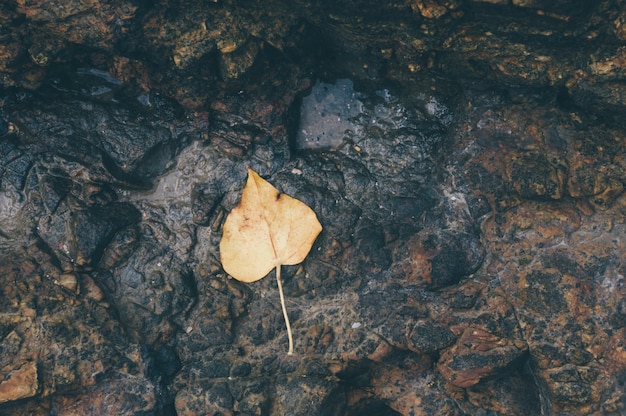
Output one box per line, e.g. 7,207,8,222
219,168,323,354
220,168,322,282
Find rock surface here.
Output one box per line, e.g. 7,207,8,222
1,0,626,415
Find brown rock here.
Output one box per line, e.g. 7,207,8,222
0,362,38,404
481,198,626,413
437,326,528,388
52,373,156,416
409,0,460,19
2,1,626,415
273,376,344,415
175,383,234,416
15,0,137,49
505,151,568,200
393,228,485,289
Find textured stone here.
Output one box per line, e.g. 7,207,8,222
51,373,156,416
0,243,153,413
1,1,626,415
0,362,38,404
273,376,344,415
393,227,485,288
437,326,528,388
175,382,234,416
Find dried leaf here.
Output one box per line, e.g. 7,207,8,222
219,168,323,355
220,168,323,282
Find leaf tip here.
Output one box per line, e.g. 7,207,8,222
246,167,259,180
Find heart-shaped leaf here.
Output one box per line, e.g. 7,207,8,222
220,168,323,354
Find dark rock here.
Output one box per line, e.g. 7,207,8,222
0,247,151,413
1,1,626,415
463,365,542,415
191,182,222,226
37,200,141,268
151,344,182,381
200,359,231,379
0,144,34,191
50,372,157,415
96,232,197,345
274,375,345,416
437,325,528,388
175,382,234,416
567,77,626,125
229,378,270,415
5,85,192,188
392,227,485,289
505,151,568,201
230,360,252,378
38,174,71,213
407,321,456,354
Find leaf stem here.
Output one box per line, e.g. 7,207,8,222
275,265,294,355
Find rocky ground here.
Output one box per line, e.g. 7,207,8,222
0,0,625,415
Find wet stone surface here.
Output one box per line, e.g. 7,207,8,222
1,1,626,415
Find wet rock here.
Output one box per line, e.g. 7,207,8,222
140,0,297,81
407,321,456,354
56,273,79,292
437,325,528,388
567,75,626,125
0,362,38,404
51,372,157,415
94,229,197,345
7,86,192,187
190,182,222,226
230,378,271,415
2,1,626,415
0,141,34,192
392,227,485,288
480,200,626,413
505,151,568,200
462,367,542,415
295,78,365,151
219,39,260,80
408,0,460,19
391,188,486,289
273,375,345,415
37,199,141,268
544,364,599,406
566,132,626,208
16,0,137,49
357,359,462,416
175,382,234,416
0,246,153,413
